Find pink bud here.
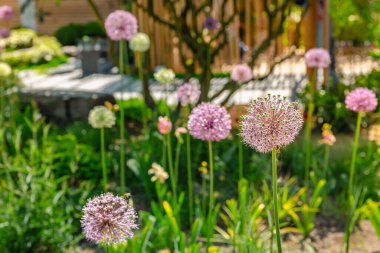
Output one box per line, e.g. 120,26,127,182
158,116,172,135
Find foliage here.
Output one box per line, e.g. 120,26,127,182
54,22,106,46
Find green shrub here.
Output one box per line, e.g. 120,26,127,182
54,22,105,46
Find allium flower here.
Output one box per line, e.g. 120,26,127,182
305,48,330,68
0,28,10,39
105,10,138,41
148,163,169,183
345,88,378,113
188,103,231,142
368,124,380,145
154,68,175,85
241,94,303,153
231,64,253,84
88,106,116,129
0,62,11,78
158,116,172,134
129,32,150,52
177,82,201,106
81,193,138,245
321,123,336,146
0,5,14,21
203,17,220,31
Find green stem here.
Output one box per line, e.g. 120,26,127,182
272,148,282,253
238,135,244,180
119,41,126,193
166,132,177,206
345,112,362,253
174,140,181,186
100,127,107,192
124,42,130,75
136,52,147,134
323,145,330,178
206,140,214,250
186,128,194,226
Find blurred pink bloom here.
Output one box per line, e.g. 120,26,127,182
345,88,378,113
305,48,330,68
158,116,172,134
188,103,231,142
0,5,14,21
241,94,303,153
231,64,253,83
175,127,187,138
177,82,201,106
105,10,138,41
0,28,9,39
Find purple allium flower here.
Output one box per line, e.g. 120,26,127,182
177,82,201,106
105,10,138,41
0,28,9,39
345,88,378,113
188,103,231,142
81,193,138,245
203,17,220,31
231,64,253,83
241,94,303,153
0,5,14,21
305,48,330,68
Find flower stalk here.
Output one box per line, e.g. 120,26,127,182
272,147,282,253
119,41,126,193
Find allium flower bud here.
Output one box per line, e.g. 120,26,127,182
177,82,201,106
81,193,138,245
203,17,220,31
148,163,169,183
105,10,138,41
158,116,172,134
188,103,231,142
154,68,175,85
129,32,150,52
321,123,336,146
305,48,330,68
0,5,14,21
0,28,10,39
0,62,11,78
231,64,253,84
241,94,303,153
345,87,378,113
88,106,116,129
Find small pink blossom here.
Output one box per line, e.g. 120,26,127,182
305,48,330,68
105,10,138,41
158,116,172,135
345,88,378,113
0,28,9,39
177,82,201,106
175,127,187,138
0,5,14,21
231,64,253,83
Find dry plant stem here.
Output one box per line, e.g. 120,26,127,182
100,127,107,192
206,140,214,251
119,41,126,193
272,148,282,253
345,111,363,253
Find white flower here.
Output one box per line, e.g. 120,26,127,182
129,33,150,52
154,68,175,85
148,163,169,183
88,106,116,129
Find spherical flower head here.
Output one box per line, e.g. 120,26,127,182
88,106,116,129
0,62,12,78
188,103,231,142
105,10,138,41
129,33,150,52
305,48,330,68
345,88,378,113
158,116,172,134
154,68,175,85
0,5,14,21
177,82,201,106
241,94,303,153
148,163,169,183
0,28,10,39
203,17,220,31
81,193,138,245
231,64,253,84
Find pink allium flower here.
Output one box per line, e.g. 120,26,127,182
188,103,231,142
158,116,172,134
305,48,330,68
81,193,138,245
177,82,201,106
241,94,303,153
105,10,138,41
0,5,14,21
231,64,253,83
0,28,9,39
345,88,378,113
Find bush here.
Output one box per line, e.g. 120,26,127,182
54,22,105,46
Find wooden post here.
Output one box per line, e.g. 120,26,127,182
305,0,318,83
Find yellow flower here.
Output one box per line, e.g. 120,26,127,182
208,246,219,252
158,249,171,253
201,161,208,167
